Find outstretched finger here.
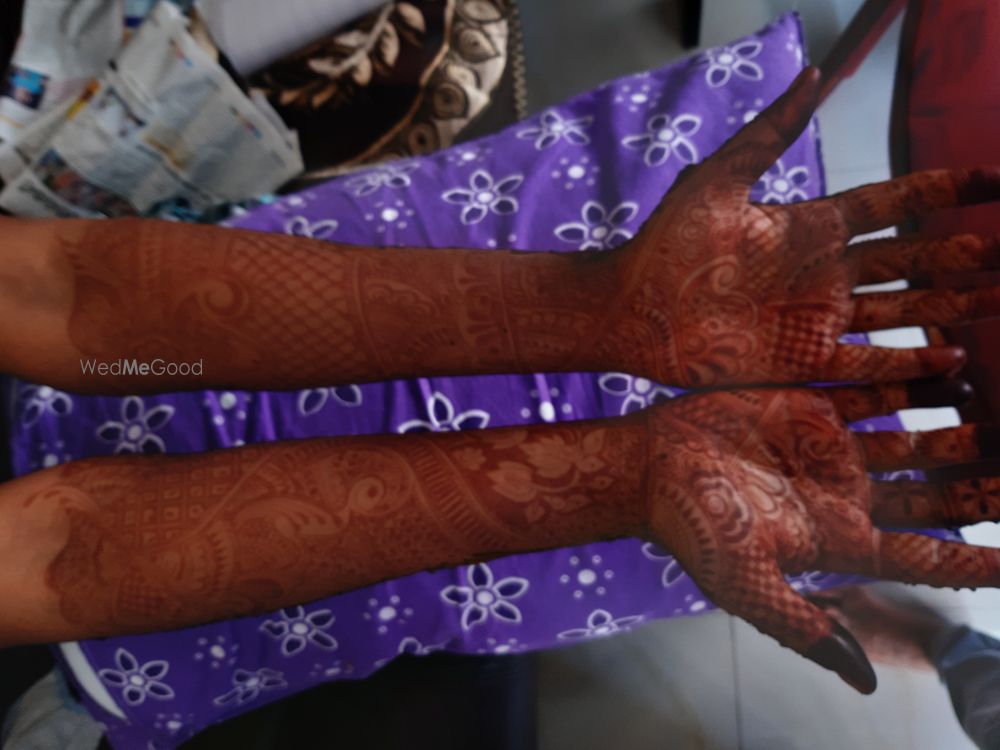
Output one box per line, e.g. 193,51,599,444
850,233,1000,285
824,379,973,422
850,287,1000,332
871,477,1000,527
862,531,1000,589
711,67,821,191
856,425,1000,472
702,554,876,693
819,344,966,382
829,168,1000,236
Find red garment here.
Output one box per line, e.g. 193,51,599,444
897,0,1000,418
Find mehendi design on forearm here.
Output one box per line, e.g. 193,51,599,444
35,417,646,637
56,219,625,392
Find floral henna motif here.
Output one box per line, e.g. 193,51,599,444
37,417,646,638
54,218,623,393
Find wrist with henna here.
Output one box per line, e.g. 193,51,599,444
4,413,648,643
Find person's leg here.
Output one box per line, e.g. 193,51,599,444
929,626,1000,749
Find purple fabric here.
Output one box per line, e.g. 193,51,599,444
4,13,947,749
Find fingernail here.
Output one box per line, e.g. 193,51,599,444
805,621,877,694
920,346,967,377
906,379,974,408
976,425,1000,456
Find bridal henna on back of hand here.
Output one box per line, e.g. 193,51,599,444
597,67,1000,387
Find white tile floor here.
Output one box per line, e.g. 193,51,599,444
528,1,1000,748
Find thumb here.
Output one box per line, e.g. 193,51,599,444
699,552,876,693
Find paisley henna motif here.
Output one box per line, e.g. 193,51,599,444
28,417,646,639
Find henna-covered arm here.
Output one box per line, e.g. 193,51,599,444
11,71,1000,394
11,216,629,393
0,414,647,645
4,378,1000,697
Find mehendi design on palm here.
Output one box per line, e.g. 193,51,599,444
645,381,1000,693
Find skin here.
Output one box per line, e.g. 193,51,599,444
2,379,998,696
3,68,1000,694
3,70,1000,393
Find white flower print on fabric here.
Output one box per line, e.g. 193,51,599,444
398,391,489,433
261,606,337,656
18,384,73,427
342,161,419,196
726,97,766,127
551,155,599,191
362,594,414,634
700,40,764,87
598,373,676,415
96,396,174,454
284,215,338,240
613,80,662,113
519,383,574,422
557,609,644,640
442,169,523,225
374,636,447,668
445,145,492,165
642,542,687,587
559,553,615,599
440,563,529,630
213,668,287,706
363,199,415,234
396,636,444,657
297,385,363,416
755,159,809,204
98,648,174,706
786,32,804,67
555,200,638,251
516,109,593,150
477,636,525,655
622,112,701,167
193,636,239,669
789,570,838,594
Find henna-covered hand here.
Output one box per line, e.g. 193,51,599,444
644,378,1000,693
600,67,1000,387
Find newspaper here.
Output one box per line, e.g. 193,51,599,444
0,1,303,218
0,0,124,144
